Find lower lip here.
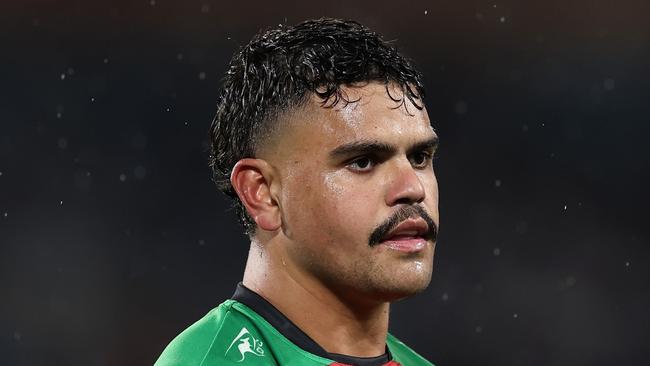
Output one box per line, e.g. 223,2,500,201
379,237,427,253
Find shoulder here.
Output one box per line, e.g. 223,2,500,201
387,333,436,366
154,300,277,366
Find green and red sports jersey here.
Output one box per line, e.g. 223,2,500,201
155,284,434,366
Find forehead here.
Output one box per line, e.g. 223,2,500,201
257,82,435,161
305,83,433,145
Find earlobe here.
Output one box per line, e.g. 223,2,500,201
230,159,281,231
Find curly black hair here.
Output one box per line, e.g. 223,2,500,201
209,17,426,233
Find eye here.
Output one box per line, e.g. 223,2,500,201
347,156,375,172
409,151,433,168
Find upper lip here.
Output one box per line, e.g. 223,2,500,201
381,218,429,241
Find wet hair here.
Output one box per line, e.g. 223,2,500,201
209,17,426,233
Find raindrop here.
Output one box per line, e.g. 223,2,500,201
424,10,428,15
198,239,206,246
57,138,68,150
176,53,184,61
455,101,468,115
3,212,7,218
67,67,75,75
493,248,501,256
131,133,148,150
60,73,66,80
563,204,567,211
198,72,206,80
494,179,502,187
201,3,210,13
134,165,147,180
565,276,576,287
625,261,630,267
150,0,156,6
119,173,127,182
441,293,449,301
499,16,506,23
90,97,95,102
103,58,109,64
513,313,518,318
59,200,63,205
475,326,483,333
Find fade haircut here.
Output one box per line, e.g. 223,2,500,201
209,17,426,233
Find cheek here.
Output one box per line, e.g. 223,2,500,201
322,170,376,222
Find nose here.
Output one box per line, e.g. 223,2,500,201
384,158,426,206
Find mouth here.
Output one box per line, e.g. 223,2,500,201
378,218,430,253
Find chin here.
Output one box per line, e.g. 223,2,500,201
369,267,433,303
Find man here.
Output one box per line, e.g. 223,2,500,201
156,18,439,366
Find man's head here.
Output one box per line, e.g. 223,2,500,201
210,18,439,302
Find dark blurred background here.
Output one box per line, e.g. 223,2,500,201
1,0,649,365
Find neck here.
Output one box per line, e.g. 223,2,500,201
242,239,390,357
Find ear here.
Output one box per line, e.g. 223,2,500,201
230,158,281,232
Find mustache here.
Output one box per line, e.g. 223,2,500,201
368,205,438,247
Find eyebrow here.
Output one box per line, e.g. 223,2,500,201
328,136,439,159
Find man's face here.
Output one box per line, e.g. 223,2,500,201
261,82,439,304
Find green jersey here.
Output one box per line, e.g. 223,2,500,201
155,284,434,366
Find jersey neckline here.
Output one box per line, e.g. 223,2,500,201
231,282,392,366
